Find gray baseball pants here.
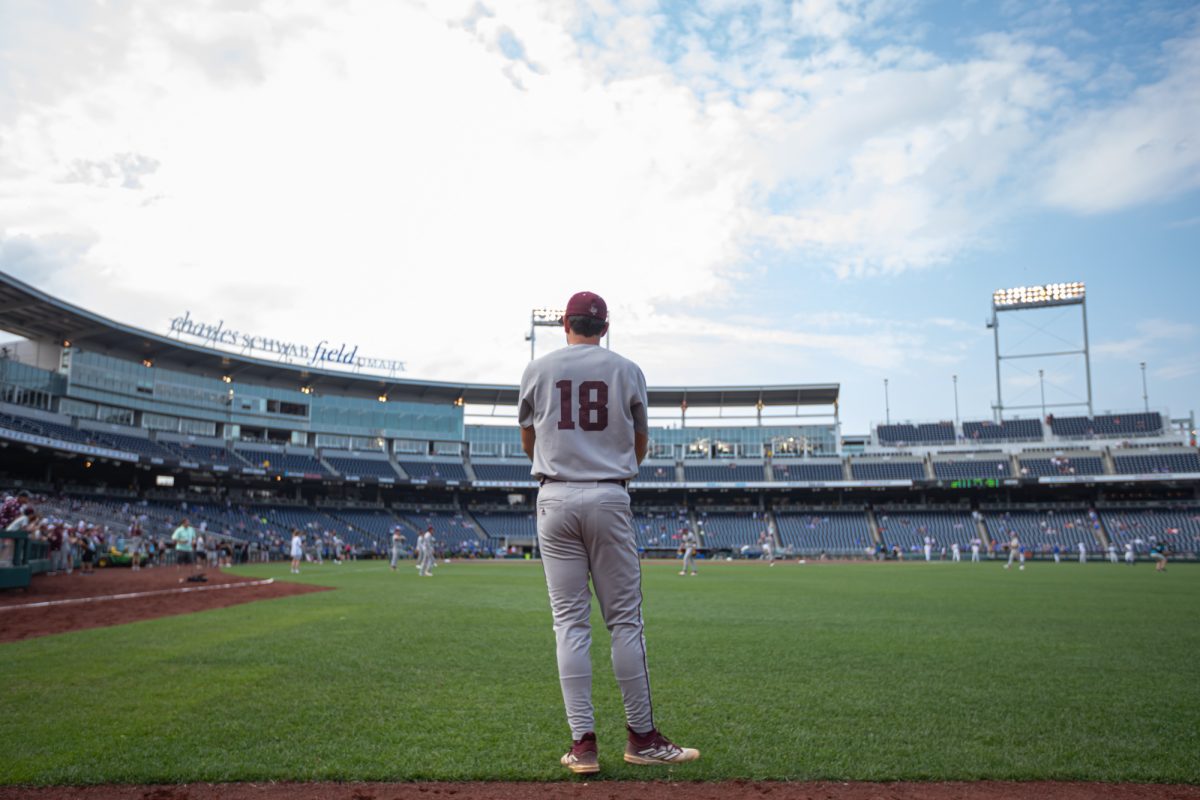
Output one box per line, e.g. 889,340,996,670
536,480,654,740
682,549,696,573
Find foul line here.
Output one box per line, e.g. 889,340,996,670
0,578,276,612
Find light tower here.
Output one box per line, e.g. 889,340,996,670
525,308,564,361
987,282,1092,420
526,307,611,360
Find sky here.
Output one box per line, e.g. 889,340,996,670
0,0,1197,434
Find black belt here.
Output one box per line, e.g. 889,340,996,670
538,476,628,488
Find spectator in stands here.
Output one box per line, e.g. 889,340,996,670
0,490,31,528
1,506,39,567
172,518,197,568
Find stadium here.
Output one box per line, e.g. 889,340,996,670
1,269,1198,797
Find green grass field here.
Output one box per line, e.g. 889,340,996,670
2,559,1198,785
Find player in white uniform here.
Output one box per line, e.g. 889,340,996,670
289,529,303,574
1107,543,1119,564
418,527,435,576
520,291,698,774
950,541,960,562
923,535,933,562
679,529,698,576
1124,542,1135,565
1077,541,1087,564
1004,533,1024,570
970,538,981,562
760,531,775,566
390,526,406,571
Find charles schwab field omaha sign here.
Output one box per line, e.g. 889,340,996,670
168,311,405,375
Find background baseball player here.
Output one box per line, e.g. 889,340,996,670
418,526,435,577
1004,532,1024,570
390,525,406,571
679,528,698,576
759,530,775,566
520,290,698,775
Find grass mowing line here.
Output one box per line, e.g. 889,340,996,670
1,562,1197,784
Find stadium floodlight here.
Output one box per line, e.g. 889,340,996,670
526,308,566,361
989,282,1092,419
992,282,1085,310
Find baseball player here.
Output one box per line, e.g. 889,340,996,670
290,529,303,574
1004,533,1024,570
678,528,698,576
950,541,960,562
1077,541,1087,564
760,531,775,566
390,526,406,571
922,534,933,562
128,517,145,571
417,526,435,577
970,537,981,562
519,291,698,774
1150,541,1168,572
1107,542,1119,564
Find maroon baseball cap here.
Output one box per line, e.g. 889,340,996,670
565,291,608,322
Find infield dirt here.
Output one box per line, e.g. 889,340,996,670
0,564,329,642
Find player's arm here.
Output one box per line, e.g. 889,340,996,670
635,431,648,465
521,426,536,460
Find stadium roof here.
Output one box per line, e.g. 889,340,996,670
0,271,838,409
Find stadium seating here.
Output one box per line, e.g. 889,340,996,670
396,460,469,481
875,510,978,552
1112,452,1200,475
329,509,409,542
849,460,926,480
0,413,98,446
635,464,678,483
85,429,178,460
1017,455,1105,477
877,422,955,446
932,459,1010,480
694,511,769,549
160,442,249,469
771,461,845,481
400,509,484,549
982,509,1102,552
324,455,400,480
683,464,767,482
470,463,535,482
1050,413,1163,438
1100,507,1200,554
471,510,537,541
774,511,873,555
962,418,1043,442
237,449,332,476
633,510,690,548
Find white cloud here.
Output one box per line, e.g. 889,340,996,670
0,0,1196,405
1092,318,1197,359
1041,34,1200,213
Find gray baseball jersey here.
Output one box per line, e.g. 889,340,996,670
518,344,649,481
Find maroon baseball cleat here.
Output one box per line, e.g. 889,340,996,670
560,731,600,774
624,726,700,765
